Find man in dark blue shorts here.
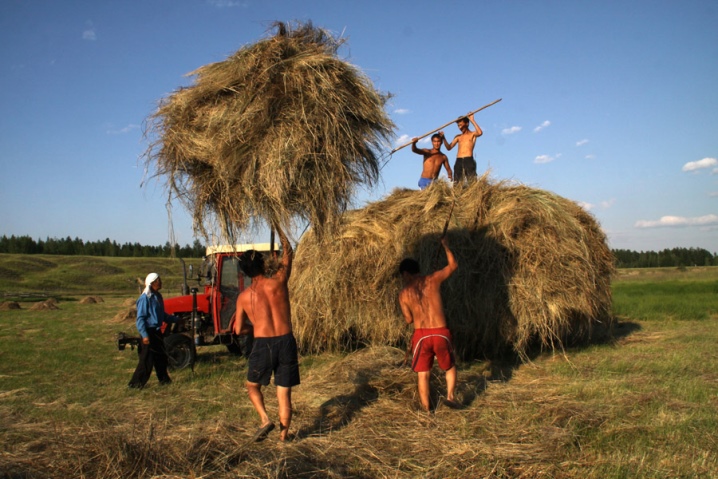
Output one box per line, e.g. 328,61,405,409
234,228,299,441
441,113,483,184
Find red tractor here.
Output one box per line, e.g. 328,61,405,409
117,243,277,369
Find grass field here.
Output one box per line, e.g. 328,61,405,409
1,256,717,478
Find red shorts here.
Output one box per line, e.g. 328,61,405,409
411,327,455,372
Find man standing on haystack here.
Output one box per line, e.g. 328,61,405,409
234,228,299,442
441,113,483,183
411,134,453,189
398,236,459,411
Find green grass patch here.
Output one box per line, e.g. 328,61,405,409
612,278,718,321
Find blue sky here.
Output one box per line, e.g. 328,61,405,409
1,0,716,252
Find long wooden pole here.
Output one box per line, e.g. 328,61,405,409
431,199,456,269
390,98,502,154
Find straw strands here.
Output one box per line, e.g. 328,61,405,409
143,21,395,241
290,175,615,359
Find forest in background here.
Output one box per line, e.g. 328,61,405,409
0,234,715,268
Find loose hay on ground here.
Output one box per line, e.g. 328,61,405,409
0,346,577,479
0,301,21,310
80,296,104,304
28,299,59,311
290,175,615,359
121,297,136,307
110,308,136,323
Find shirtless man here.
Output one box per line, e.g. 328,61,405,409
234,228,299,442
411,133,453,189
398,236,459,411
441,113,483,184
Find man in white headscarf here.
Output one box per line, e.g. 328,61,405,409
128,273,180,389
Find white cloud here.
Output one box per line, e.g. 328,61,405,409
585,154,596,160
578,198,613,211
207,0,248,7
576,139,589,147
682,157,717,172
82,27,96,41
635,214,718,228
501,126,521,135
709,192,718,197
534,154,555,164
393,108,410,115
600,199,615,209
107,124,140,135
394,134,411,148
533,120,550,133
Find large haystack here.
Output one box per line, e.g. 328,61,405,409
289,176,615,360
144,21,394,240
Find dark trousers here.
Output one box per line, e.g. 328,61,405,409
128,328,170,388
454,157,477,183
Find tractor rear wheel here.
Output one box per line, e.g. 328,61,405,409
165,333,194,370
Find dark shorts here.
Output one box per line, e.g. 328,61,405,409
247,333,300,387
411,327,455,373
454,157,477,182
418,177,434,190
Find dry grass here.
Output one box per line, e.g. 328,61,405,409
290,175,615,360
0,347,594,478
143,21,395,242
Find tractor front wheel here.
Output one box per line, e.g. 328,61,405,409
165,333,194,370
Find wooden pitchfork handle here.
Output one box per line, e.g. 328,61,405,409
391,99,502,154
432,199,456,269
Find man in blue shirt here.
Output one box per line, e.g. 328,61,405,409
128,273,180,389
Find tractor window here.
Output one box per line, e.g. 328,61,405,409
220,257,240,288
218,257,240,331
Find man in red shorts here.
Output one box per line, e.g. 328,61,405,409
398,236,458,411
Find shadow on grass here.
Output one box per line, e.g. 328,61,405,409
296,373,379,439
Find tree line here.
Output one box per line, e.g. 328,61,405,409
0,235,206,258
1,235,715,268
612,247,716,268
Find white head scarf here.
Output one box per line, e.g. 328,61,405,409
143,273,160,296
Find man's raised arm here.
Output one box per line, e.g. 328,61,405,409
277,226,293,280
441,131,458,151
469,114,483,138
433,236,458,283
411,137,426,155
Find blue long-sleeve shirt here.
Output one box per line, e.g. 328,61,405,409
135,291,178,339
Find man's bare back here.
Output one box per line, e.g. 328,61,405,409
237,274,292,337
234,232,293,338
400,276,448,330
399,237,457,330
